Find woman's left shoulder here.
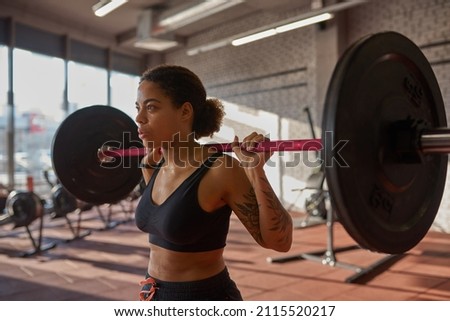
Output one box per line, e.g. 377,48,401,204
210,153,241,171
208,153,246,186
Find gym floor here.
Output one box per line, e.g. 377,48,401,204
0,201,449,301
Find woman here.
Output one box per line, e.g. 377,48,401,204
134,65,293,301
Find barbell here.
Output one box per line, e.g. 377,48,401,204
51,31,450,254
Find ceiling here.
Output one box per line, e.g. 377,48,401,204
0,0,312,56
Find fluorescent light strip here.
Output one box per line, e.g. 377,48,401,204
231,29,277,46
134,39,179,51
158,0,243,31
93,0,128,17
275,13,333,33
160,0,227,26
186,39,230,56
232,13,334,46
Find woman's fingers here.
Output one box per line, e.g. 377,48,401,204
242,132,265,151
232,133,272,168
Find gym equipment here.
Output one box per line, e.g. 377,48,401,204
50,184,92,241
42,168,132,232
51,31,449,255
322,31,447,254
0,191,56,256
269,31,446,282
1,191,40,228
302,107,327,221
51,105,144,205
304,189,327,219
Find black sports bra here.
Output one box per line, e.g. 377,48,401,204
135,152,232,252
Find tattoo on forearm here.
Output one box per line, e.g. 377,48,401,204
259,177,292,245
234,188,263,244
235,177,291,247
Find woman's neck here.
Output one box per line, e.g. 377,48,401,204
160,139,204,168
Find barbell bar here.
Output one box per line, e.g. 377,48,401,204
98,139,324,162
98,127,450,161
420,128,450,153
51,31,449,254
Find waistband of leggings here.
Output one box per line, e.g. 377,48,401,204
145,267,231,291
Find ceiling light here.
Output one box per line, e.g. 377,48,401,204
275,13,334,33
134,39,179,51
231,29,277,46
232,13,334,46
92,0,128,17
186,39,230,56
156,0,243,33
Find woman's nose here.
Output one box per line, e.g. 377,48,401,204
135,108,146,124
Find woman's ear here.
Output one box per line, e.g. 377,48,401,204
180,102,194,122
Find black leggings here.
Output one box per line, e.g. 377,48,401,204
139,268,243,301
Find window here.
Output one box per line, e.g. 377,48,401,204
68,61,108,111
11,48,65,193
0,45,9,187
1,45,140,194
110,71,140,118
0,45,7,111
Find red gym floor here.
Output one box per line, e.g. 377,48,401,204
0,201,449,301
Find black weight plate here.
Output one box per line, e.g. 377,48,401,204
52,105,143,205
323,32,447,254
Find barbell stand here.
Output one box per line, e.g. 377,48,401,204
267,180,402,284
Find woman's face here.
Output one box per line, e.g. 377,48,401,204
135,80,186,149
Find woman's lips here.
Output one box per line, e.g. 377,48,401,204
138,129,147,139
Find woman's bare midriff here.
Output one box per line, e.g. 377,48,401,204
147,244,226,282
